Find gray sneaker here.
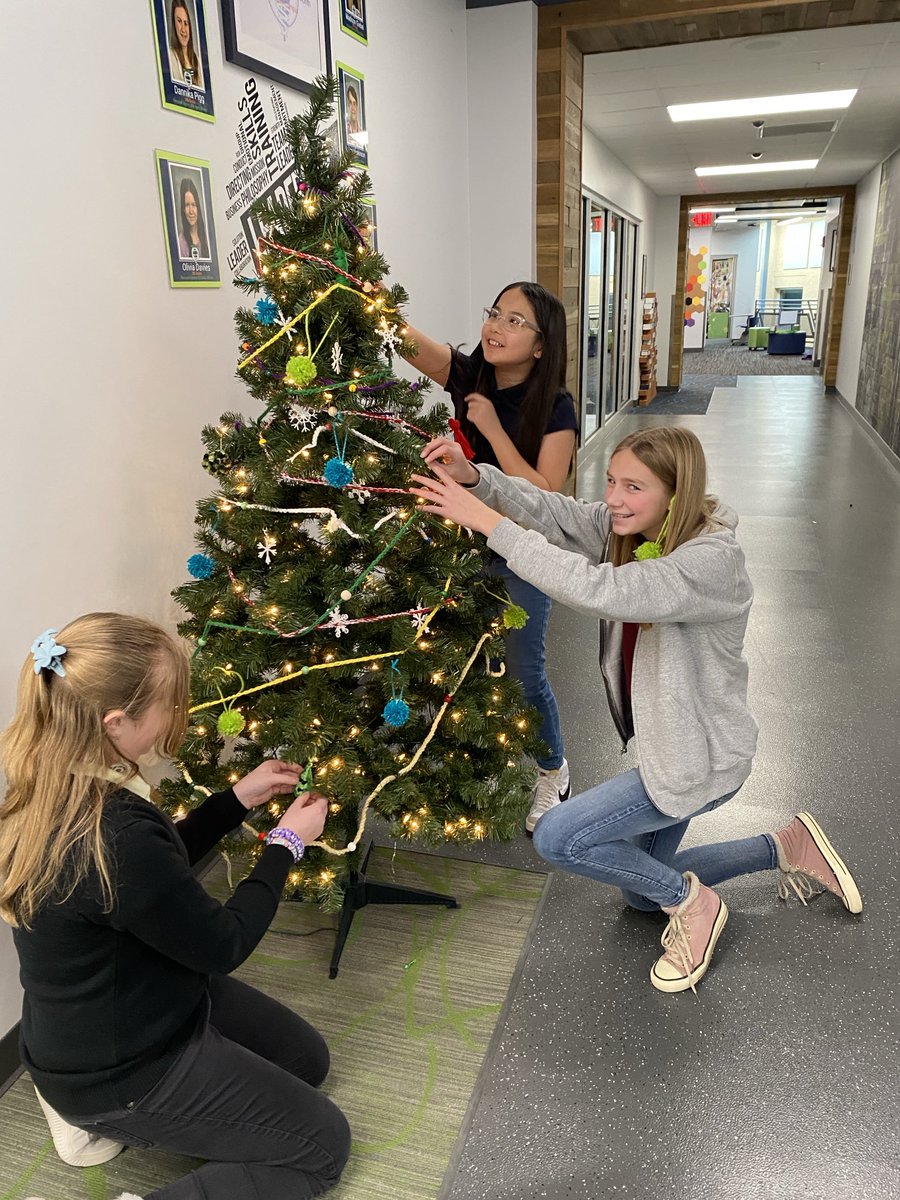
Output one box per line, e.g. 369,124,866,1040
525,759,570,836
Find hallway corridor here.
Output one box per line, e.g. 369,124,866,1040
444,377,900,1200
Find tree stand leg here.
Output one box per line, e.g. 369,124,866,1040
329,841,459,978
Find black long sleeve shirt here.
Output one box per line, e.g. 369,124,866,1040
13,787,292,1116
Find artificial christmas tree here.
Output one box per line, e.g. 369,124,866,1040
160,79,541,913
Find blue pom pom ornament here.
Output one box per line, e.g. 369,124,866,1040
187,553,216,579
324,457,354,488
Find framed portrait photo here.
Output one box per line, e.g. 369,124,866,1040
359,200,377,252
155,150,222,287
339,0,367,45
150,0,215,121
221,0,330,94
337,62,367,165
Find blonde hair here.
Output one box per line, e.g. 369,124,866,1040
0,613,189,928
606,427,723,569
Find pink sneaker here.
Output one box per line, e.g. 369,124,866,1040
650,871,728,995
773,812,862,914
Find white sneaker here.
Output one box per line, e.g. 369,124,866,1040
33,1085,125,1167
525,759,570,835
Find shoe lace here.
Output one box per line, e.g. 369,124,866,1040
530,773,561,816
660,914,699,996
777,867,825,906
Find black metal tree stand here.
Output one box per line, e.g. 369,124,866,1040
328,839,459,978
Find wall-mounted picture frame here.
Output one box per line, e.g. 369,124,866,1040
150,0,215,121
360,200,377,252
221,0,330,94
155,150,221,287
339,0,367,45
829,228,838,273
337,62,367,165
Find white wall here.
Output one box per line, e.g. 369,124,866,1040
836,162,882,406
0,0,472,1041
706,224,759,335
466,3,537,348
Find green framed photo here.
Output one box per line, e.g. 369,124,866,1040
339,0,367,45
337,62,367,166
155,150,221,287
150,0,215,122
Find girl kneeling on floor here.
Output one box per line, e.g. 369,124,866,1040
0,612,350,1199
411,426,862,994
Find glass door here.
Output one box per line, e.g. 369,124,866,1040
603,212,620,421
580,201,640,444
581,202,604,443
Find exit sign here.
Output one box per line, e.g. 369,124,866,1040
691,211,714,227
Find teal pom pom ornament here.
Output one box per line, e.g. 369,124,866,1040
285,355,317,387
324,457,354,488
217,709,246,737
502,603,528,630
255,297,278,325
187,553,215,579
383,698,410,727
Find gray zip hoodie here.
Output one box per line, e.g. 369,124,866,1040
470,465,759,818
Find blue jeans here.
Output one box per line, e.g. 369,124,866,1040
491,554,564,771
533,768,777,909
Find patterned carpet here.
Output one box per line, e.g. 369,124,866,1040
685,339,817,376
0,848,547,1200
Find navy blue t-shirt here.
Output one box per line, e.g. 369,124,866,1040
444,347,578,469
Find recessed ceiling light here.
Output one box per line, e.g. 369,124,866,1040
669,90,856,123
696,160,819,177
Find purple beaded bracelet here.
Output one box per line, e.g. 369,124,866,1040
265,827,305,862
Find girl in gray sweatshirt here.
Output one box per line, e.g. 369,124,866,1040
411,425,862,995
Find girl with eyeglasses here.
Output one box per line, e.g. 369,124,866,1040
403,283,578,834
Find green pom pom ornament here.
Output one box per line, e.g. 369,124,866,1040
502,603,529,630
634,540,662,561
217,709,246,737
633,496,675,563
285,355,318,387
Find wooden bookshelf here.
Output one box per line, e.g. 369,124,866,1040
638,292,658,406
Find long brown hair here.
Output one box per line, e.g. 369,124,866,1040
607,427,724,568
0,614,189,928
463,281,569,468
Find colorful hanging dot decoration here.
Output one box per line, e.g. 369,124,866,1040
217,708,246,736
187,553,216,580
684,246,708,328
255,297,278,325
285,355,318,387
323,412,354,488
382,658,410,727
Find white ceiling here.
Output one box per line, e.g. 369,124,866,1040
583,23,900,196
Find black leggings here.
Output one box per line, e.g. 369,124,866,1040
76,975,351,1199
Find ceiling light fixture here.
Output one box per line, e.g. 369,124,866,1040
688,205,737,214
716,210,825,221
696,160,818,177
668,90,856,123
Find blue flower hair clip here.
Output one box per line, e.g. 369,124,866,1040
32,629,68,677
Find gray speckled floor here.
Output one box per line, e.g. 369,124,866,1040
432,378,900,1200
